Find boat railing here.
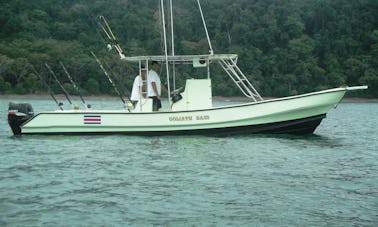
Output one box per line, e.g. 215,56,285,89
219,57,263,102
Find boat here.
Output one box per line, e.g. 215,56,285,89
7,1,367,136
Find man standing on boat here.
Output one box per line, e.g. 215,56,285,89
147,61,168,111
130,66,147,107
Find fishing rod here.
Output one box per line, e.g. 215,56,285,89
59,61,89,108
97,15,126,59
31,65,63,110
45,63,72,105
90,51,130,110
103,61,131,98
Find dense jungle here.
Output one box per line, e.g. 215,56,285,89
0,0,377,98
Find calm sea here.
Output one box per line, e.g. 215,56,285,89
0,98,377,226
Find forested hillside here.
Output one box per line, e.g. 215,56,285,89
0,0,377,97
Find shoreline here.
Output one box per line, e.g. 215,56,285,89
1,94,377,103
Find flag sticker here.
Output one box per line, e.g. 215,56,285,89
84,115,101,124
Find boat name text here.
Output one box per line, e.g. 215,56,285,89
169,115,210,121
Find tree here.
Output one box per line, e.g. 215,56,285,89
85,78,100,95
0,0,376,97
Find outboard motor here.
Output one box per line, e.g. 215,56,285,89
8,102,34,135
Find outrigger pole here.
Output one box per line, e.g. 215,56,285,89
160,0,171,104
45,63,73,105
196,0,213,55
169,0,176,91
31,65,63,110
90,51,131,111
59,61,89,109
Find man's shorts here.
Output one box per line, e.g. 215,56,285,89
150,96,162,110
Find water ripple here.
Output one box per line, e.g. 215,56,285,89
0,100,377,226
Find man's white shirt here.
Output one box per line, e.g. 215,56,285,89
147,69,161,97
130,75,143,101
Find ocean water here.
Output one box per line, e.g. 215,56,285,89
0,98,377,226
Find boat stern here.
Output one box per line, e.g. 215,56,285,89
8,102,34,135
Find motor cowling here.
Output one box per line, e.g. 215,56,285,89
8,102,34,135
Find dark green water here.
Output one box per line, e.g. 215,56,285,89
1,98,377,226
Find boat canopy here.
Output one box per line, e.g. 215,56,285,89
123,54,238,64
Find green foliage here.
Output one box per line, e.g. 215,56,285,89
23,74,41,93
0,0,376,97
0,76,6,93
84,78,100,95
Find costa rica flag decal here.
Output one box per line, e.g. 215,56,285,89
83,115,101,124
